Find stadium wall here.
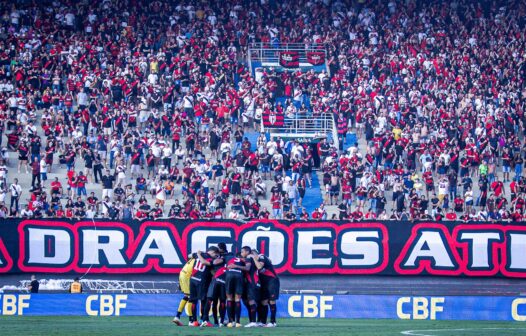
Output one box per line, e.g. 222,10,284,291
1,293,526,321
1,219,526,278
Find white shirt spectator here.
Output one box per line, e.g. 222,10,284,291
151,144,162,158
72,128,83,140
438,180,449,196
266,140,277,156
291,144,304,159
77,91,88,106
162,147,172,159
21,208,33,218
220,142,231,155
10,183,22,197
86,209,96,219
155,184,166,202
208,14,217,25
183,95,194,109
10,10,20,25
65,12,75,26
0,164,7,179
8,96,17,108
148,73,158,85
39,159,48,174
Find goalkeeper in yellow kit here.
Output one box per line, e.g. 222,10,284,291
172,258,195,326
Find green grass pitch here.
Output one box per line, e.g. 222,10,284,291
0,317,524,336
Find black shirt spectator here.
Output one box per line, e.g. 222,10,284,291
101,174,115,189
29,276,39,293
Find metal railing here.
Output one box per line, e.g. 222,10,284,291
247,42,328,74
261,113,339,149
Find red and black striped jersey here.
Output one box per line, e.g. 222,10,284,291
212,255,226,279
257,254,277,279
190,253,213,281
224,253,245,275
245,256,259,286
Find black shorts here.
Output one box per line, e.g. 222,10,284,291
207,278,226,301
246,284,261,302
261,277,280,301
189,278,209,301
225,272,244,296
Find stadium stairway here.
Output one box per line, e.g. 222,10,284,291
245,131,260,152
343,132,357,152
302,172,323,215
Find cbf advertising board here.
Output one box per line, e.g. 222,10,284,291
1,219,526,277
1,294,526,321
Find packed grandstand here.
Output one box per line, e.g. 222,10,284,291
0,0,525,222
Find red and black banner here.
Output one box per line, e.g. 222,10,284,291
279,51,299,68
1,219,526,278
306,51,326,65
262,112,285,127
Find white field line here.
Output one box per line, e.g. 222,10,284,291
401,328,526,336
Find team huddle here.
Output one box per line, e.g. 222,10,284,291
173,243,280,328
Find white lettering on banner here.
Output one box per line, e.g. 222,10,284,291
295,230,333,266
133,230,182,265
189,229,233,255
287,295,333,318
288,296,301,318
459,232,502,268
404,231,454,268
12,220,526,276
339,231,380,266
27,228,71,265
512,298,526,321
397,297,411,319
508,234,526,270
396,297,445,320
240,229,286,266
86,295,127,316
80,229,127,266
0,295,30,316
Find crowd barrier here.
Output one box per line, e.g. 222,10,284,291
0,219,526,277
0,293,526,321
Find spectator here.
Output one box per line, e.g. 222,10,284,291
21,204,33,218
9,178,22,212
0,0,524,222
28,275,39,294
101,170,115,200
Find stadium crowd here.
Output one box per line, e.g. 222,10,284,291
0,0,525,221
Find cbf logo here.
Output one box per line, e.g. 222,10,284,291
86,295,128,316
397,297,445,320
512,298,526,321
0,295,31,315
287,295,333,318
